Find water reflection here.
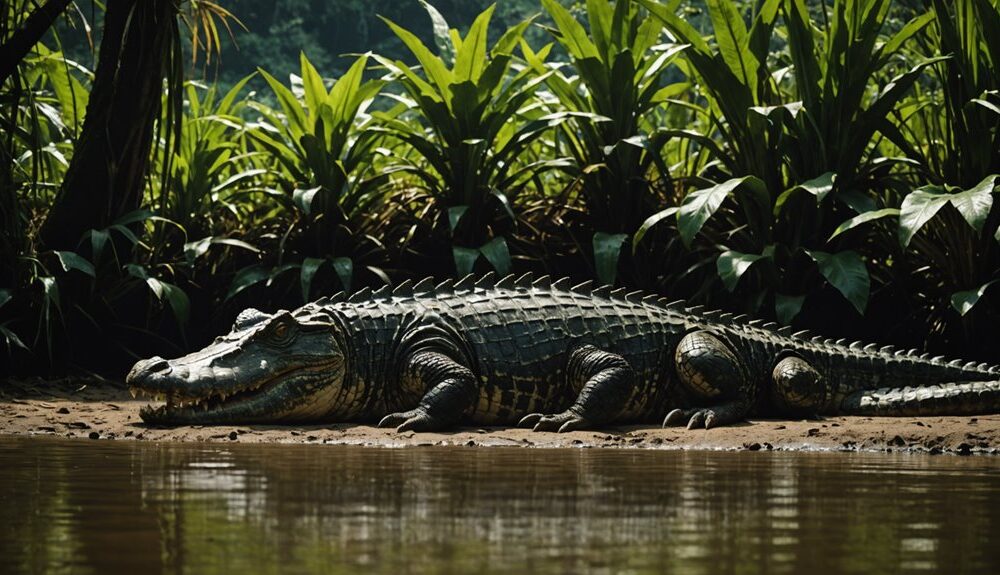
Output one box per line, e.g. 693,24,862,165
1,438,998,575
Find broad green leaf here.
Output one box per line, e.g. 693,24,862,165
332,257,353,292
480,236,511,276
453,246,481,276
828,208,900,241
949,175,997,234
542,0,599,61
774,172,836,214
951,280,999,316
899,186,949,248
0,324,28,352
89,229,111,262
257,68,307,136
226,265,269,301
447,205,469,232
419,0,456,65
593,232,628,285
678,176,766,247
775,293,806,325
381,16,454,98
716,249,770,292
54,251,95,278
300,257,326,302
293,186,323,215
706,0,757,90
454,4,494,82
806,250,870,315
147,279,190,326
633,207,679,252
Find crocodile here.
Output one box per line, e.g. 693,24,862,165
126,273,1000,431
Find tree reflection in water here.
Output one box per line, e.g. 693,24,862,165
1,438,998,574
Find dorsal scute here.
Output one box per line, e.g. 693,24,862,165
625,290,643,303
609,287,628,300
314,296,331,306
592,285,611,298
748,319,765,327
811,335,825,343
964,361,979,369
474,272,497,290
686,304,705,315
455,274,476,291
702,309,721,320
731,314,749,324
849,341,863,349
514,272,534,288
552,277,572,291
435,278,455,293
641,294,659,305
948,359,962,367
392,279,413,298
792,329,810,339
863,343,877,352
495,274,516,290
571,280,593,294
761,322,779,330
371,285,392,299
531,275,552,290
413,277,436,294
348,286,372,303
776,326,793,336
879,345,894,354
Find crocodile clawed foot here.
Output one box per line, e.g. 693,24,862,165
663,406,740,429
519,411,589,433
377,408,444,433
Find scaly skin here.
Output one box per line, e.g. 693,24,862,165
126,273,1000,431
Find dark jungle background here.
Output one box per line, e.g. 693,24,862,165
1,0,998,378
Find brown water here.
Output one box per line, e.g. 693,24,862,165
0,438,998,575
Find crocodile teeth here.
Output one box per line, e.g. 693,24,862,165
129,388,138,399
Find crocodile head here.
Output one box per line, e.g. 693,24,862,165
127,307,349,424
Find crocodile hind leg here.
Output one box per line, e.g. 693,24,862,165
518,345,635,433
377,350,478,432
663,331,751,429
771,355,826,416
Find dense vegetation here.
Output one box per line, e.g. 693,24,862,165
1,0,998,377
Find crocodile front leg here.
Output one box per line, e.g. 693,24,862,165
377,350,478,432
518,345,635,433
663,331,751,429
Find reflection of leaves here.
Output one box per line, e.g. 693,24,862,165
806,250,870,315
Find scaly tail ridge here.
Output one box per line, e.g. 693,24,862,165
840,381,1000,416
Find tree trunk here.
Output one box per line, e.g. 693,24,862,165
39,0,177,251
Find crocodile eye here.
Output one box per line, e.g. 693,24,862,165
273,323,289,339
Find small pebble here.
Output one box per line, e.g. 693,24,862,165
56,407,70,414
88,432,99,440
228,431,238,441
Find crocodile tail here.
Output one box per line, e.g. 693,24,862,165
840,381,1000,416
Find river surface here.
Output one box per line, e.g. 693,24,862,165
0,437,998,574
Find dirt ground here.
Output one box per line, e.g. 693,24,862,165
1,377,998,455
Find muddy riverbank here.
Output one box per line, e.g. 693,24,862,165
2,377,997,455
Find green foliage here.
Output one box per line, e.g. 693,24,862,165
534,0,687,283
372,2,567,275
5,0,1000,372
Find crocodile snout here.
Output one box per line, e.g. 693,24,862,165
127,356,171,385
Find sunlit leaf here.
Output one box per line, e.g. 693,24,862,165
716,249,770,292
53,251,95,278
828,208,900,241
951,280,999,316
678,177,766,247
